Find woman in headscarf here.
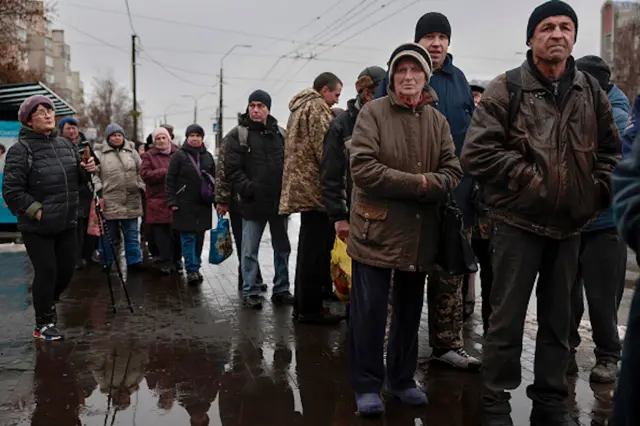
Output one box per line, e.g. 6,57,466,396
2,95,95,340
346,43,462,415
140,127,181,274
93,123,145,269
166,124,215,284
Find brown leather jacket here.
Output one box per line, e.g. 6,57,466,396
347,88,463,273
460,60,620,239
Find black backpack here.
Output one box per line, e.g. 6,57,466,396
505,66,602,130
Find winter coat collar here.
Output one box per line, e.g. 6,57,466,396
387,86,439,111
148,143,178,156
239,112,280,132
19,125,57,140
101,140,136,153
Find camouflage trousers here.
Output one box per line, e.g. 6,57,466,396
383,268,464,351
427,267,464,350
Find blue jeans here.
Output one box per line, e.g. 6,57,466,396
612,279,640,425
241,216,290,297
99,219,143,265
180,232,205,273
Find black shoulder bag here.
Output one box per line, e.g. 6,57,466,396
435,179,478,276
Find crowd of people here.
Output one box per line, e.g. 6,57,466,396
2,0,640,424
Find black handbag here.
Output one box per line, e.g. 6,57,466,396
435,181,478,276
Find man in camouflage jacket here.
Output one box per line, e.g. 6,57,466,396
280,72,345,324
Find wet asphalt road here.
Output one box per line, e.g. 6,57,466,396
0,215,632,425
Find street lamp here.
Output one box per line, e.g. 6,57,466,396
218,44,252,150
182,91,217,123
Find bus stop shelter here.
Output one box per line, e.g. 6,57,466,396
0,82,76,239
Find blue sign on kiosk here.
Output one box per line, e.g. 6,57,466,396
0,121,21,224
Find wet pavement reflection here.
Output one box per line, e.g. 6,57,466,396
0,219,627,425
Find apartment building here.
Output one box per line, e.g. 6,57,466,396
601,0,640,96
25,2,84,111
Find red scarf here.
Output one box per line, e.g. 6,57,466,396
397,92,424,109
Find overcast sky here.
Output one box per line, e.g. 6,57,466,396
53,0,609,143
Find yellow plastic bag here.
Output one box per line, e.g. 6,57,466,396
330,237,352,302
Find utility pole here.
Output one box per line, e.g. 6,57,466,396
131,34,139,144
193,99,198,123
217,67,223,153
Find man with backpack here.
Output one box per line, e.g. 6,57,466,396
224,90,294,309
461,1,620,425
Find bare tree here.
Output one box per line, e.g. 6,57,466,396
0,0,54,84
612,10,640,101
86,74,140,142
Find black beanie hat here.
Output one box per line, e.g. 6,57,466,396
248,89,272,110
527,1,578,44
414,12,451,43
576,55,611,90
185,123,205,138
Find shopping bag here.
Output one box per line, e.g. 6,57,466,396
330,237,352,302
87,198,105,236
209,213,233,265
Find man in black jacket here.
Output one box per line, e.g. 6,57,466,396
2,95,95,341
225,90,294,309
59,116,96,269
321,66,386,239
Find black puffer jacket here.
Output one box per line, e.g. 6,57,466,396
166,143,215,232
224,114,286,220
320,98,359,223
2,127,84,234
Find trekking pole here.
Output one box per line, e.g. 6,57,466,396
81,143,134,313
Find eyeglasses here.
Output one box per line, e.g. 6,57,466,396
32,109,54,118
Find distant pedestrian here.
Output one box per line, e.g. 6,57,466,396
469,82,485,106
461,1,620,424
93,123,145,269
166,124,215,284
347,43,462,415
622,94,640,156
321,65,386,238
568,55,630,384
2,95,96,340
140,127,182,275
280,72,345,324
225,89,294,309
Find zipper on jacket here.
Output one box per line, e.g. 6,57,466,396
52,138,70,224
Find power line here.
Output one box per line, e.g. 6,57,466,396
314,0,426,57
273,0,347,45
272,59,313,97
313,0,399,47
61,20,210,87
60,1,384,52
123,0,137,34
302,0,376,49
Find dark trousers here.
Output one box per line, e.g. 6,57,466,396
76,217,97,262
349,260,426,393
152,224,182,265
569,229,626,361
472,237,493,334
483,222,580,414
230,210,263,284
612,279,640,426
293,211,335,316
22,228,77,325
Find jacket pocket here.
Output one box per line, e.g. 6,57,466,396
352,201,388,242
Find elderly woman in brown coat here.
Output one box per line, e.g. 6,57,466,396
347,43,462,415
